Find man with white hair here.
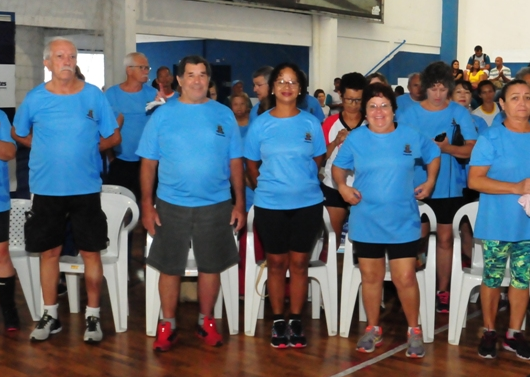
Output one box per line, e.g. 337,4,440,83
105,52,158,200
13,37,120,342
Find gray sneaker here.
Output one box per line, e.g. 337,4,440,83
356,326,383,353
30,310,62,341
84,316,103,343
406,327,425,358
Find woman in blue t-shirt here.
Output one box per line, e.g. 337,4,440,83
469,80,530,359
245,63,326,349
333,83,440,358
398,62,478,314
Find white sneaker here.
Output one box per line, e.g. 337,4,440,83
84,316,103,343
30,310,62,341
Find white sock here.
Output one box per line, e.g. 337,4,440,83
163,318,177,330
43,304,58,319
86,306,100,319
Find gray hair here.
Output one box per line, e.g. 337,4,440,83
123,52,147,68
252,66,274,82
43,37,77,60
515,67,530,80
407,72,420,85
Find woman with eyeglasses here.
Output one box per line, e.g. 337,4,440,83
321,72,367,249
245,63,326,349
398,62,478,315
333,83,440,358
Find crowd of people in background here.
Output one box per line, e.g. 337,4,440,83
0,38,529,363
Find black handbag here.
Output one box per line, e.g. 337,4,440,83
451,119,469,166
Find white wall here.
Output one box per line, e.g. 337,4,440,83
337,0,442,76
458,0,529,64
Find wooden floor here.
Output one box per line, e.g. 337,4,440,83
2,235,530,377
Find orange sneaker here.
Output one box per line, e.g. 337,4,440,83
153,321,178,352
196,317,223,347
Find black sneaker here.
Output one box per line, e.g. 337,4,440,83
271,320,289,349
2,307,20,332
503,332,530,360
478,330,497,358
288,320,307,348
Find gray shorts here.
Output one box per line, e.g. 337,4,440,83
147,198,239,275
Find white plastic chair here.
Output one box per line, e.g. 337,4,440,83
244,206,338,337
101,184,136,202
145,235,239,336
59,192,139,333
9,199,41,321
447,201,521,345
339,201,437,343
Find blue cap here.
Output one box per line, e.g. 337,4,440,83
231,80,243,86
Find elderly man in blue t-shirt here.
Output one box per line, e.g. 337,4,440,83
13,37,120,343
137,55,245,352
105,52,158,200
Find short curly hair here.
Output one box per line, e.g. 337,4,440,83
420,61,455,97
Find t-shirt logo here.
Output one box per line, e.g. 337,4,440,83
216,125,225,137
304,132,312,143
403,144,412,155
87,109,94,119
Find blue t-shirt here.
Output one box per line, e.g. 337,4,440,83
136,99,242,207
299,95,325,123
244,110,325,210
333,124,440,243
399,101,477,198
105,84,157,162
249,103,259,124
470,123,530,241
14,83,118,196
472,114,489,135
0,110,15,212
395,94,418,120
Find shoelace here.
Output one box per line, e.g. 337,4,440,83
36,314,53,329
86,317,99,332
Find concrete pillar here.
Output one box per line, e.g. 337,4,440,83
104,0,136,88
309,15,338,94
440,0,458,64
15,26,45,107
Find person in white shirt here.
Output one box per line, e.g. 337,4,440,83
489,57,512,90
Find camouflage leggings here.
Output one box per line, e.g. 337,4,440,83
482,240,530,289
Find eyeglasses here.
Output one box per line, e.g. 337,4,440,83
367,103,392,111
275,79,299,87
129,65,151,71
343,98,362,105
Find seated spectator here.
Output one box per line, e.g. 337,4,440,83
465,60,487,91
314,89,330,117
489,57,512,90
452,60,464,80
472,81,500,127
466,45,491,76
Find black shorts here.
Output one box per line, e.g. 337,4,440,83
107,158,141,202
321,182,349,209
0,210,9,243
254,203,323,254
353,239,420,260
25,194,108,253
421,197,465,224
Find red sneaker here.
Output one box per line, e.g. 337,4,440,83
196,317,223,347
153,322,178,352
